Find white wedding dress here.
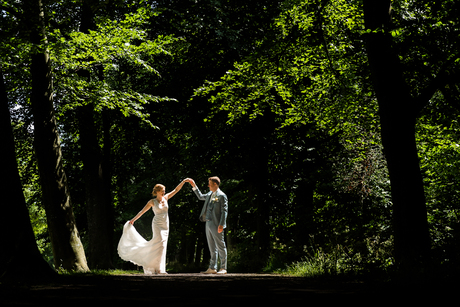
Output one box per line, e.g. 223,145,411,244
117,198,169,274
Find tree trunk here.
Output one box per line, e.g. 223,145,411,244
194,234,204,267
294,180,314,251
75,1,114,269
77,104,113,269
363,0,431,273
28,0,88,272
0,63,56,282
247,116,272,261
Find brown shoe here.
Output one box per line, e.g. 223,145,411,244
200,268,217,274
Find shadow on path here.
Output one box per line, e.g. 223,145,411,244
0,273,455,305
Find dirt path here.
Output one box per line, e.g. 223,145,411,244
0,273,454,305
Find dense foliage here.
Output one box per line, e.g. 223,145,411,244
2,0,459,276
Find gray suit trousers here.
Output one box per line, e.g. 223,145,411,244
205,221,227,270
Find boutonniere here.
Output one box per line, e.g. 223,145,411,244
211,196,219,202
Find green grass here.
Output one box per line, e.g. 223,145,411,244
271,245,374,278
274,252,341,277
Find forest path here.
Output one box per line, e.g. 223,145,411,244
0,273,454,305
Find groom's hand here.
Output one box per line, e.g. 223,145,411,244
218,225,224,233
185,178,196,188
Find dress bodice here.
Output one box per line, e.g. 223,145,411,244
152,198,168,216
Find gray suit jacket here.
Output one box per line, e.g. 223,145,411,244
194,187,228,228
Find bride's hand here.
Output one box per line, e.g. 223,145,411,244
129,220,134,225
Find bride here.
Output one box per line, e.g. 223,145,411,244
118,180,187,274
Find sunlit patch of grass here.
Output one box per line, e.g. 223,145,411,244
273,245,366,278
274,251,341,277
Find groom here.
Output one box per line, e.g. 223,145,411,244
186,177,228,274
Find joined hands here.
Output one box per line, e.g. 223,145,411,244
184,178,196,188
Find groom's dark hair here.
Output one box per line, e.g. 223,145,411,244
208,176,221,186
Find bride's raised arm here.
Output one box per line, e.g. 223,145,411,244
165,179,187,200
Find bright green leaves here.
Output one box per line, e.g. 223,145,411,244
50,7,179,127
53,23,173,75
195,0,376,139
416,101,460,252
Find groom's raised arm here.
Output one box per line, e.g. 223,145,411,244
186,178,207,201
